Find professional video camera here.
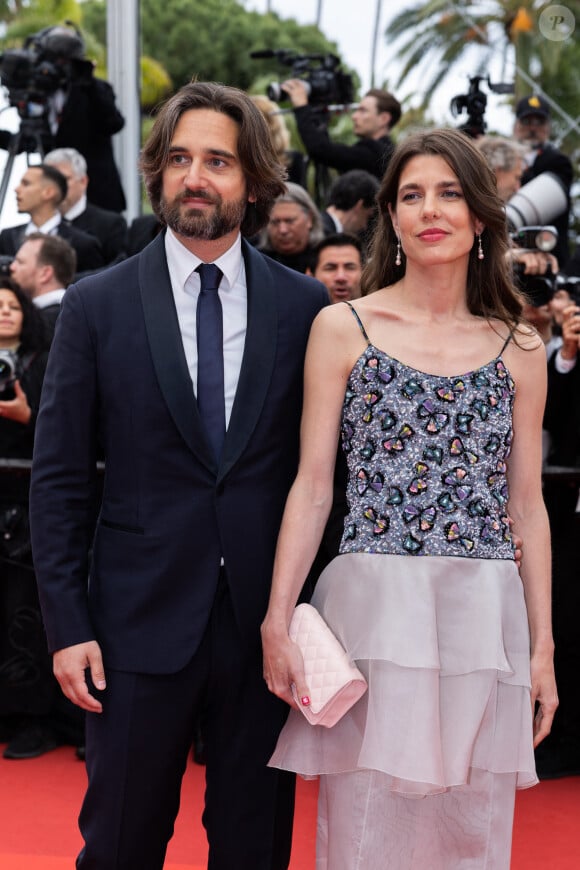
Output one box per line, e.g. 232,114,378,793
0,23,86,124
250,49,354,108
450,75,514,138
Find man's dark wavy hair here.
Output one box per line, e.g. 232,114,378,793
140,81,287,238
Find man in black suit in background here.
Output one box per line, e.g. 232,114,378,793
44,147,127,265
29,81,328,869
0,164,104,275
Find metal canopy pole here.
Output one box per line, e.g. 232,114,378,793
106,0,141,221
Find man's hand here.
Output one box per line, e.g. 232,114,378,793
0,380,31,424
53,640,106,713
511,249,559,276
281,78,310,108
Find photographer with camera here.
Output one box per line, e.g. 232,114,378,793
0,25,126,213
477,135,560,276
513,95,573,267
283,79,401,181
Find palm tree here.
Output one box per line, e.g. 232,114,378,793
384,0,579,143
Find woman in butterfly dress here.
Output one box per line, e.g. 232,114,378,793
261,128,557,870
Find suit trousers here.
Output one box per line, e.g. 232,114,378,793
76,572,295,870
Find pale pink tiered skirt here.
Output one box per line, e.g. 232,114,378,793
269,553,537,869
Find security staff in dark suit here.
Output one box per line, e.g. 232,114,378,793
29,82,328,870
44,147,127,265
283,80,401,180
513,95,574,267
0,164,104,275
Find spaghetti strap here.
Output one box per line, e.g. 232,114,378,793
345,302,371,345
498,330,514,356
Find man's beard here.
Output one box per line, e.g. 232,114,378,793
159,189,247,240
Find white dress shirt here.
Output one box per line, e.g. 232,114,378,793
165,229,247,428
33,289,66,309
25,213,62,236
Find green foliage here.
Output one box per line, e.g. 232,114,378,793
138,0,355,94
384,0,580,156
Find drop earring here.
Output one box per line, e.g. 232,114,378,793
477,233,484,260
395,238,402,266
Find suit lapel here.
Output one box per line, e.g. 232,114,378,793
139,233,216,473
219,241,277,482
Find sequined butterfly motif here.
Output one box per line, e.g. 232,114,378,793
423,444,444,466
437,492,456,514
403,503,437,532
455,413,474,436
376,407,397,431
356,468,384,496
471,393,499,421
359,439,376,460
401,378,424,400
436,378,466,402
488,459,508,506
484,434,501,455
362,390,382,423
383,423,414,455
472,370,490,389
417,398,449,434
449,437,479,466
362,356,395,385
480,515,502,544
402,533,423,555
441,466,472,502
341,419,355,453
467,498,488,519
445,521,474,552
408,461,429,496
363,507,389,536
386,486,404,506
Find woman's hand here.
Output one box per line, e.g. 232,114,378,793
559,303,580,361
0,380,32,425
261,619,311,712
530,650,558,748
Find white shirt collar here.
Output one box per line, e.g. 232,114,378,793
33,288,66,308
26,213,62,235
165,228,243,292
64,194,87,221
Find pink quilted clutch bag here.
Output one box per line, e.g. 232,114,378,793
289,603,367,727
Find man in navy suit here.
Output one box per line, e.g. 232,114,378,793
29,82,328,869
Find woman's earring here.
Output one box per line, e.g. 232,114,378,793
477,233,484,260
395,238,402,266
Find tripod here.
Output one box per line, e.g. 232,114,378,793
0,116,46,220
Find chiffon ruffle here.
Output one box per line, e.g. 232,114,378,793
269,553,538,797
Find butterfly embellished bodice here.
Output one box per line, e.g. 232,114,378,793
340,309,516,559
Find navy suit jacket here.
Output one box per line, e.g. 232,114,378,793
29,234,328,674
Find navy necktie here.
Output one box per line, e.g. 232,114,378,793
195,263,225,460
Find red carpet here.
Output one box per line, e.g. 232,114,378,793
0,745,578,868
